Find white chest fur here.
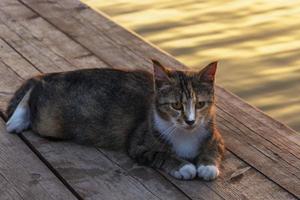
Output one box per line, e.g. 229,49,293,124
154,112,209,159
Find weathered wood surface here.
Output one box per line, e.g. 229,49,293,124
0,119,76,200
0,0,299,199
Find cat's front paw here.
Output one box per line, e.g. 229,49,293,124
197,165,219,181
170,164,197,180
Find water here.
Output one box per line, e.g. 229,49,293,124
82,0,300,132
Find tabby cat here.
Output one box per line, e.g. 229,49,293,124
6,60,224,180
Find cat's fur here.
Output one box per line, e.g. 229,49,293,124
6,60,224,180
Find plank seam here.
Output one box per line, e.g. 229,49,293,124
0,38,43,74
97,148,228,200
223,126,300,179
54,0,151,67
217,104,300,161
97,148,182,200
157,171,225,200
226,149,299,199
216,87,299,136
0,14,66,72
18,133,84,200
17,0,119,70
0,5,92,72
74,2,183,68
0,53,25,81
216,88,300,146
0,75,82,200
218,108,300,171
220,121,299,199
216,98,300,150
57,0,149,64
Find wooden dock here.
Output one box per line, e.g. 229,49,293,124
0,0,299,199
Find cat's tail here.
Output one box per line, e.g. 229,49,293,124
5,77,41,133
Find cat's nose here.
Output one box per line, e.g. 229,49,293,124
185,120,195,126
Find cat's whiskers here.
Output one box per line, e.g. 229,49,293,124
147,122,175,150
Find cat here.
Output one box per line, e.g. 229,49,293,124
6,60,224,180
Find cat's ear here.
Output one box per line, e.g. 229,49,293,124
152,60,170,82
198,61,218,82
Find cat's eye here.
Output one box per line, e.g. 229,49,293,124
196,101,206,109
171,102,182,110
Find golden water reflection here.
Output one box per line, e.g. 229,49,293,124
82,0,300,132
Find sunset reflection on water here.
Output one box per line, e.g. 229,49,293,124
82,0,300,132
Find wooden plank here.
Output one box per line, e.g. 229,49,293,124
18,0,150,70
0,37,40,79
60,0,185,69
0,119,76,200
8,0,299,199
164,151,296,200
0,37,37,113
97,149,222,200
0,58,24,94
0,64,76,200
215,89,300,197
0,20,62,73
216,87,300,149
99,147,297,200
23,131,191,200
0,92,11,114
0,0,109,74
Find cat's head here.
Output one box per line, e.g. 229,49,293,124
153,60,217,131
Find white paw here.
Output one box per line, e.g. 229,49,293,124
197,165,219,181
170,164,197,180
6,107,30,133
